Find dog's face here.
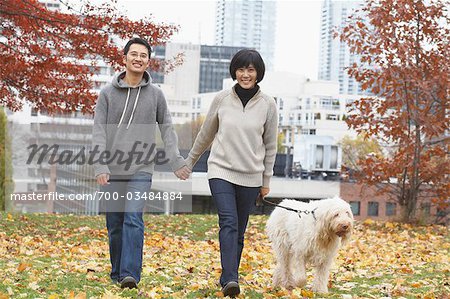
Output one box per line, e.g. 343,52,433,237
326,205,354,242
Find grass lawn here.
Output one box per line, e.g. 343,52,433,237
0,212,448,298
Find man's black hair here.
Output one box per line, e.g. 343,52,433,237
123,37,152,56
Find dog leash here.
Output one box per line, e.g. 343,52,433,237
261,197,318,220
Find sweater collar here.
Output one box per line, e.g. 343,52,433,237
232,84,261,102
234,83,259,100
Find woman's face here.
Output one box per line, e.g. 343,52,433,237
236,64,257,89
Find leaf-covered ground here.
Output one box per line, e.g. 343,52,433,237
0,213,448,298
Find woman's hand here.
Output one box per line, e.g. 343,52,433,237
96,173,110,186
174,165,191,180
260,187,270,198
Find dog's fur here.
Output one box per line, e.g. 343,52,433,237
266,197,354,293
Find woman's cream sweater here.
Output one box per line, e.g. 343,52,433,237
185,87,278,187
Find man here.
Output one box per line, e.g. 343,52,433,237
92,37,191,289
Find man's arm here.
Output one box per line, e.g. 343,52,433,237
156,89,190,180
92,91,111,185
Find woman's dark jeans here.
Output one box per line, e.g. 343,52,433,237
208,178,260,287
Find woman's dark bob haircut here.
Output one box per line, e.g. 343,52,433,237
229,49,265,83
123,37,152,56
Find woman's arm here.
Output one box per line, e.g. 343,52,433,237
262,98,279,188
185,93,225,169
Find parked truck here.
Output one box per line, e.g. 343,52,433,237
292,135,341,180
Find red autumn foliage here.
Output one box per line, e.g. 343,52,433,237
337,0,449,221
0,0,180,114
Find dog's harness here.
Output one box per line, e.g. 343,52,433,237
262,197,318,220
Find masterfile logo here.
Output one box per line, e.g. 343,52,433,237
26,142,170,171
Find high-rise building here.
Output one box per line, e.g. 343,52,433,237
151,43,241,94
318,0,364,95
199,45,241,93
215,0,276,70
164,43,201,100
148,43,241,123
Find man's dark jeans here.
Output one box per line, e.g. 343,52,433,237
101,171,152,283
208,178,260,287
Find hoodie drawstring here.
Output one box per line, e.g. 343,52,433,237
117,86,141,129
117,88,131,128
127,86,141,129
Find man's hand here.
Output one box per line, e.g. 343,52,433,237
260,187,270,198
174,166,191,180
96,173,110,186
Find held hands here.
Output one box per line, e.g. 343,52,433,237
96,173,110,186
96,167,191,185
174,165,191,180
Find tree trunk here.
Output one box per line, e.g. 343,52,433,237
402,10,423,223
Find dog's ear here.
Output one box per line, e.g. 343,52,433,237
316,209,334,245
340,207,354,245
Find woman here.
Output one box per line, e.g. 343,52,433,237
185,49,278,297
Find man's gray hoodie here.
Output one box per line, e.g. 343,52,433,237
92,70,185,176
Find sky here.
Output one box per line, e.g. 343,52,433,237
115,0,324,80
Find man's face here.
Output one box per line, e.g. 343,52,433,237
123,43,150,74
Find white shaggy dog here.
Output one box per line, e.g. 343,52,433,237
266,197,354,293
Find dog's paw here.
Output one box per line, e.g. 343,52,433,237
272,276,281,288
285,284,295,291
312,285,329,294
283,277,297,290
293,277,307,288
